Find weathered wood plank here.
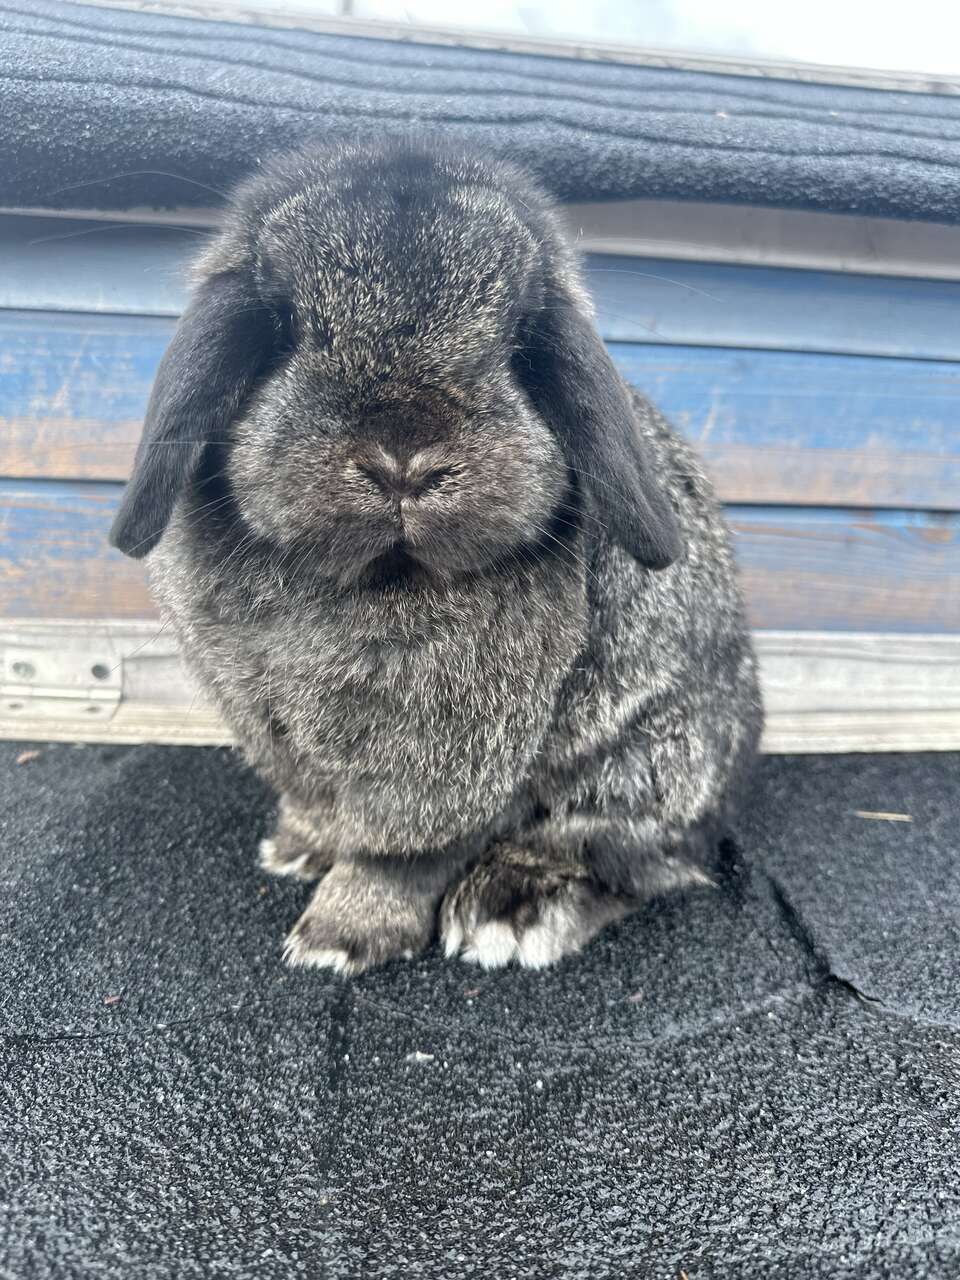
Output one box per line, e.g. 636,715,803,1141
610,344,960,509
2,481,958,632
730,506,960,632
0,310,174,479
563,200,960,281
0,215,196,316
761,710,960,754
3,315,959,511
756,631,960,712
0,480,154,620
3,212,960,361
589,255,960,359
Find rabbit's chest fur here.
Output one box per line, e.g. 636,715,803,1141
152,528,587,854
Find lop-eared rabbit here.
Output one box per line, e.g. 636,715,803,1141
111,139,762,974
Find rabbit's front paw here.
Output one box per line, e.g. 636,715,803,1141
441,843,631,970
259,837,331,882
283,862,434,976
259,798,334,882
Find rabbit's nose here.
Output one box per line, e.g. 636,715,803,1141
356,451,451,499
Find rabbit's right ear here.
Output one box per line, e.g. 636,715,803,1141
515,284,682,570
110,272,275,559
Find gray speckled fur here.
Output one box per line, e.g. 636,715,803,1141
135,139,761,972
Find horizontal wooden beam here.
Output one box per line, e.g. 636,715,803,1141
2,480,958,633
0,215,194,317
2,311,958,512
589,255,960,360
4,215,960,362
611,345,960,510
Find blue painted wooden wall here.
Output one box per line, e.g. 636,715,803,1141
0,217,958,631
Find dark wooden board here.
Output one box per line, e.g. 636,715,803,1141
730,506,960,633
2,481,958,632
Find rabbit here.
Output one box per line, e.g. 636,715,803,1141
110,137,763,975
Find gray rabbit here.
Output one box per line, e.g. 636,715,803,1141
111,138,762,974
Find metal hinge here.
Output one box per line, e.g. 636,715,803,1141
1,644,122,723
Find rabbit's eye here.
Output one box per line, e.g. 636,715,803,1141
272,304,296,357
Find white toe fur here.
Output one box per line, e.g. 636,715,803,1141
259,838,313,879
462,921,519,969
515,898,583,969
282,931,359,975
444,879,630,971
442,913,465,959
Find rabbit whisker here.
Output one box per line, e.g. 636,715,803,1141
586,267,722,304
121,491,236,557
47,169,229,200
28,224,215,247
105,617,170,675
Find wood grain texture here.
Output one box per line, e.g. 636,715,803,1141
0,480,154,619
3,481,958,632
760,710,960,754
731,507,960,632
4,313,959,512
756,631,960,712
611,344,960,509
0,310,174,479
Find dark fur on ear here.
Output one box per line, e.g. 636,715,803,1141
109,272,276,559
515,286,682,570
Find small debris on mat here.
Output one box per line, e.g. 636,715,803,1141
463,987,481,998
405,1050,435,1064
625,991,644,1004
15,750,41,766
854,810,913,823
102,995,122,1006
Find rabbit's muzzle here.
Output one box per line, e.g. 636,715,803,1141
353,446,455,503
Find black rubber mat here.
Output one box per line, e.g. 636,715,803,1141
2,742,958,1278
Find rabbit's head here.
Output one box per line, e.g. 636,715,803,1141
111,140,681,583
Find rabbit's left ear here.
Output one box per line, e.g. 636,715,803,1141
516,293,682,570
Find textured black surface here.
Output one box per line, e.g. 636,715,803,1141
3,1,960,221
2,741,959,1277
